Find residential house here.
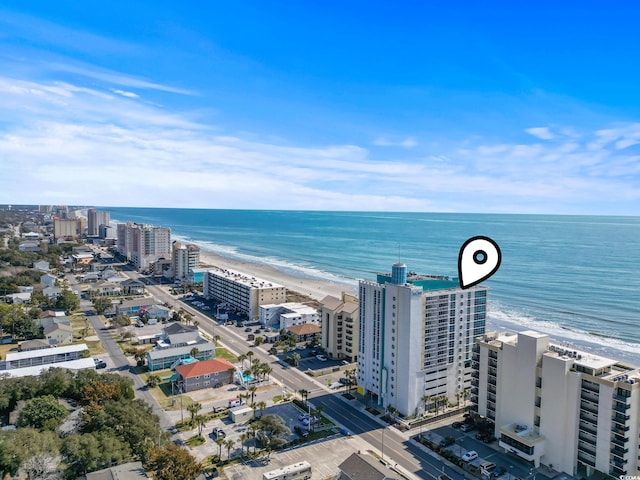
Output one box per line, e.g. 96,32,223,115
88,281,123,297
175,358,235,392
85,461,148,480
43,322,73,345
122,278,146,295
146,323,215,371
285,323,321,344
40,274,57,287
6,292,31,304
35,315,70,331
116,298,153,317
336,452,401,480
19,241,41,252
145,304,171,321
33,260,50,272
42,286,62,298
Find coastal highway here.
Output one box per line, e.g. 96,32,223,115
124,274,459,480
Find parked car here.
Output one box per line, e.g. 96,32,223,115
293,426,309,437
213,427,226,438
438,475,453,480
296,345,305,350
245,327,252,332
491,467,507,479
94,358,107,369
460,423,475,432
268,347,278,355
462,450,478,462
452,421,463,429
302,416,319,426
439,436,455,447
298,413,310,421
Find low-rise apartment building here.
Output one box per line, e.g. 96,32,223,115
259,302,319,330
473,330,640,477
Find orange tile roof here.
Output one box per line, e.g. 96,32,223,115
175,358,235,379
286,323,321,335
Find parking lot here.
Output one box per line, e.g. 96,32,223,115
421,420,545,480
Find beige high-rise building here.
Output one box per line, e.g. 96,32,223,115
115,222,171,271
87,208,110,237
473,330,640,477
53,217,82,240
320,292,358,363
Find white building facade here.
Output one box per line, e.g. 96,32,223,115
259,302,319,330
116,223,171,271
203,268,286,320
357,263,487,417
171,241,200,281
473,330,640,477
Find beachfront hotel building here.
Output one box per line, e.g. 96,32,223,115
473,330,640,477
259,302,319,330
203,268,287,320
53,217,82,241
115,222,171,271
320,292,359,363
87,208,110,237
357,262,487,417
171,240,200,282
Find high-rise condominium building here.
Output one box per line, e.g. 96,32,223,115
357,262,487,417
203,268,286,320
87,208,110,237
473,330,640,477
53,217,82,241
171,241,200,282
115,223,171,271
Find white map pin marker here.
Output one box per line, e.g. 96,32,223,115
458,236,502,289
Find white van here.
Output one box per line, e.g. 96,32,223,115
480,462,496,477
228,398,245,408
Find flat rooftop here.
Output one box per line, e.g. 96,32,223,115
207,268,284,289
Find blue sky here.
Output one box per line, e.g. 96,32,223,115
0,2,639,214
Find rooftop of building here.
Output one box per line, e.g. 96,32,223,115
6,343,88,362
286,323,321,335
376,271,466,291
260,302,318,314
500,422,545,445
337,452,401,480
175,358,235,379
207,268,284,289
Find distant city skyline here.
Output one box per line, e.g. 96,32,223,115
0,2,639,215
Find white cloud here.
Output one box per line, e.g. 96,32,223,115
525,127,555,140
372,136,418,148
111,88,139,98
0,76,638,214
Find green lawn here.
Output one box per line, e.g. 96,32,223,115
215,347,238,362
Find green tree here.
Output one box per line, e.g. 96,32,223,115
61,431,132,478
112,315,132,328
146,443,202,480
195,414,206,437
254,414,291,451
147,374,161,389
55,288,80,313
92,296,112,315
18,395,68,430
224,438,235,461
249,386,257,404
0,428,60,478
254,336,265,346
256,400,267,418
186,402,202,426
291,352,301,367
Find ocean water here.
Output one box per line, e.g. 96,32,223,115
106,208,640,363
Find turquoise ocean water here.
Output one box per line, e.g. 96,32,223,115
106,208,640,363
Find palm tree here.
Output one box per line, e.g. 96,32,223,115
184,312,193,325
193,319,199,328
291,352,301,367
195,414,206,437
254,336,265,346
224,438,235,461
246,350,255,365
249,386,257,404
421,394,432,415
256,400,267,418
298,389,309,405
190,347,199,359
238,353,247,370
187,401,202,426
213,334,221,347
215,437,225,459
261,364,272,382
240,432,250,456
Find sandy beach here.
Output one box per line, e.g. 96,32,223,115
199,251,357,302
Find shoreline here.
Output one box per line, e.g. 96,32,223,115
200,251,640,366
199,251,357,302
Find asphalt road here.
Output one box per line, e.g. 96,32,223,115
85,313,173,431
124,277,463,480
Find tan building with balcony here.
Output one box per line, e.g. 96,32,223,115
320,292,358,363
473,330,640,477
